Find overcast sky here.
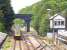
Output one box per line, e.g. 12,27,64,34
11,0,41,14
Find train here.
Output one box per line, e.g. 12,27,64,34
12,24,22,40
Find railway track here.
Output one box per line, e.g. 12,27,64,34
12,31,54,50
12,36,36,50
22,34,47,50
22,35,35,50
12,34,64,50
36,36,67,50
13,40,22,50
27,35,51,50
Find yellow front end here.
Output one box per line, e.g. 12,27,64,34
15,33,21,36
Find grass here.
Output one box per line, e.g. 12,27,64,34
2,36,12,50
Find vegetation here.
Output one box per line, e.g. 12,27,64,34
13,19,25,26
19,0,67,36
2,37,12,50
0,0,15,32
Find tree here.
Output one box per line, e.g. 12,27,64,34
19,0,67,36
39,14,49,36
0,0,15,33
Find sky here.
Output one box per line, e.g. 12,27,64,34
11,0,41,14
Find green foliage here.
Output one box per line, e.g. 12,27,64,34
39,14,49,36
0,9,5,32
0,23,5,32
19,0,67,36
0,0,15,33
13,19,25,26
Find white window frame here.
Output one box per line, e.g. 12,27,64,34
54,20,64,26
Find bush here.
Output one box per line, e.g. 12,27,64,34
0,23,5,32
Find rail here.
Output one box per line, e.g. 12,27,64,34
13,40,22,50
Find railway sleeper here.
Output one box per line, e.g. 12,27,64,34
36,44,41,49
36,44,46,50
40,45,47,50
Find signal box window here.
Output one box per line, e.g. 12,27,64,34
61,21,64,25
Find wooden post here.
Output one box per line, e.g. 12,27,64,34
53,28,55,44
56,31,58,45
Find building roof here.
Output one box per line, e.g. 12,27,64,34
49,14,65,20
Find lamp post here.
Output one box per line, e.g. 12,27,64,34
47,9,55,44
47,9,51,32
47,9,51,18
47,9,53,43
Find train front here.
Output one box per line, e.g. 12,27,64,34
13,24,22,40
